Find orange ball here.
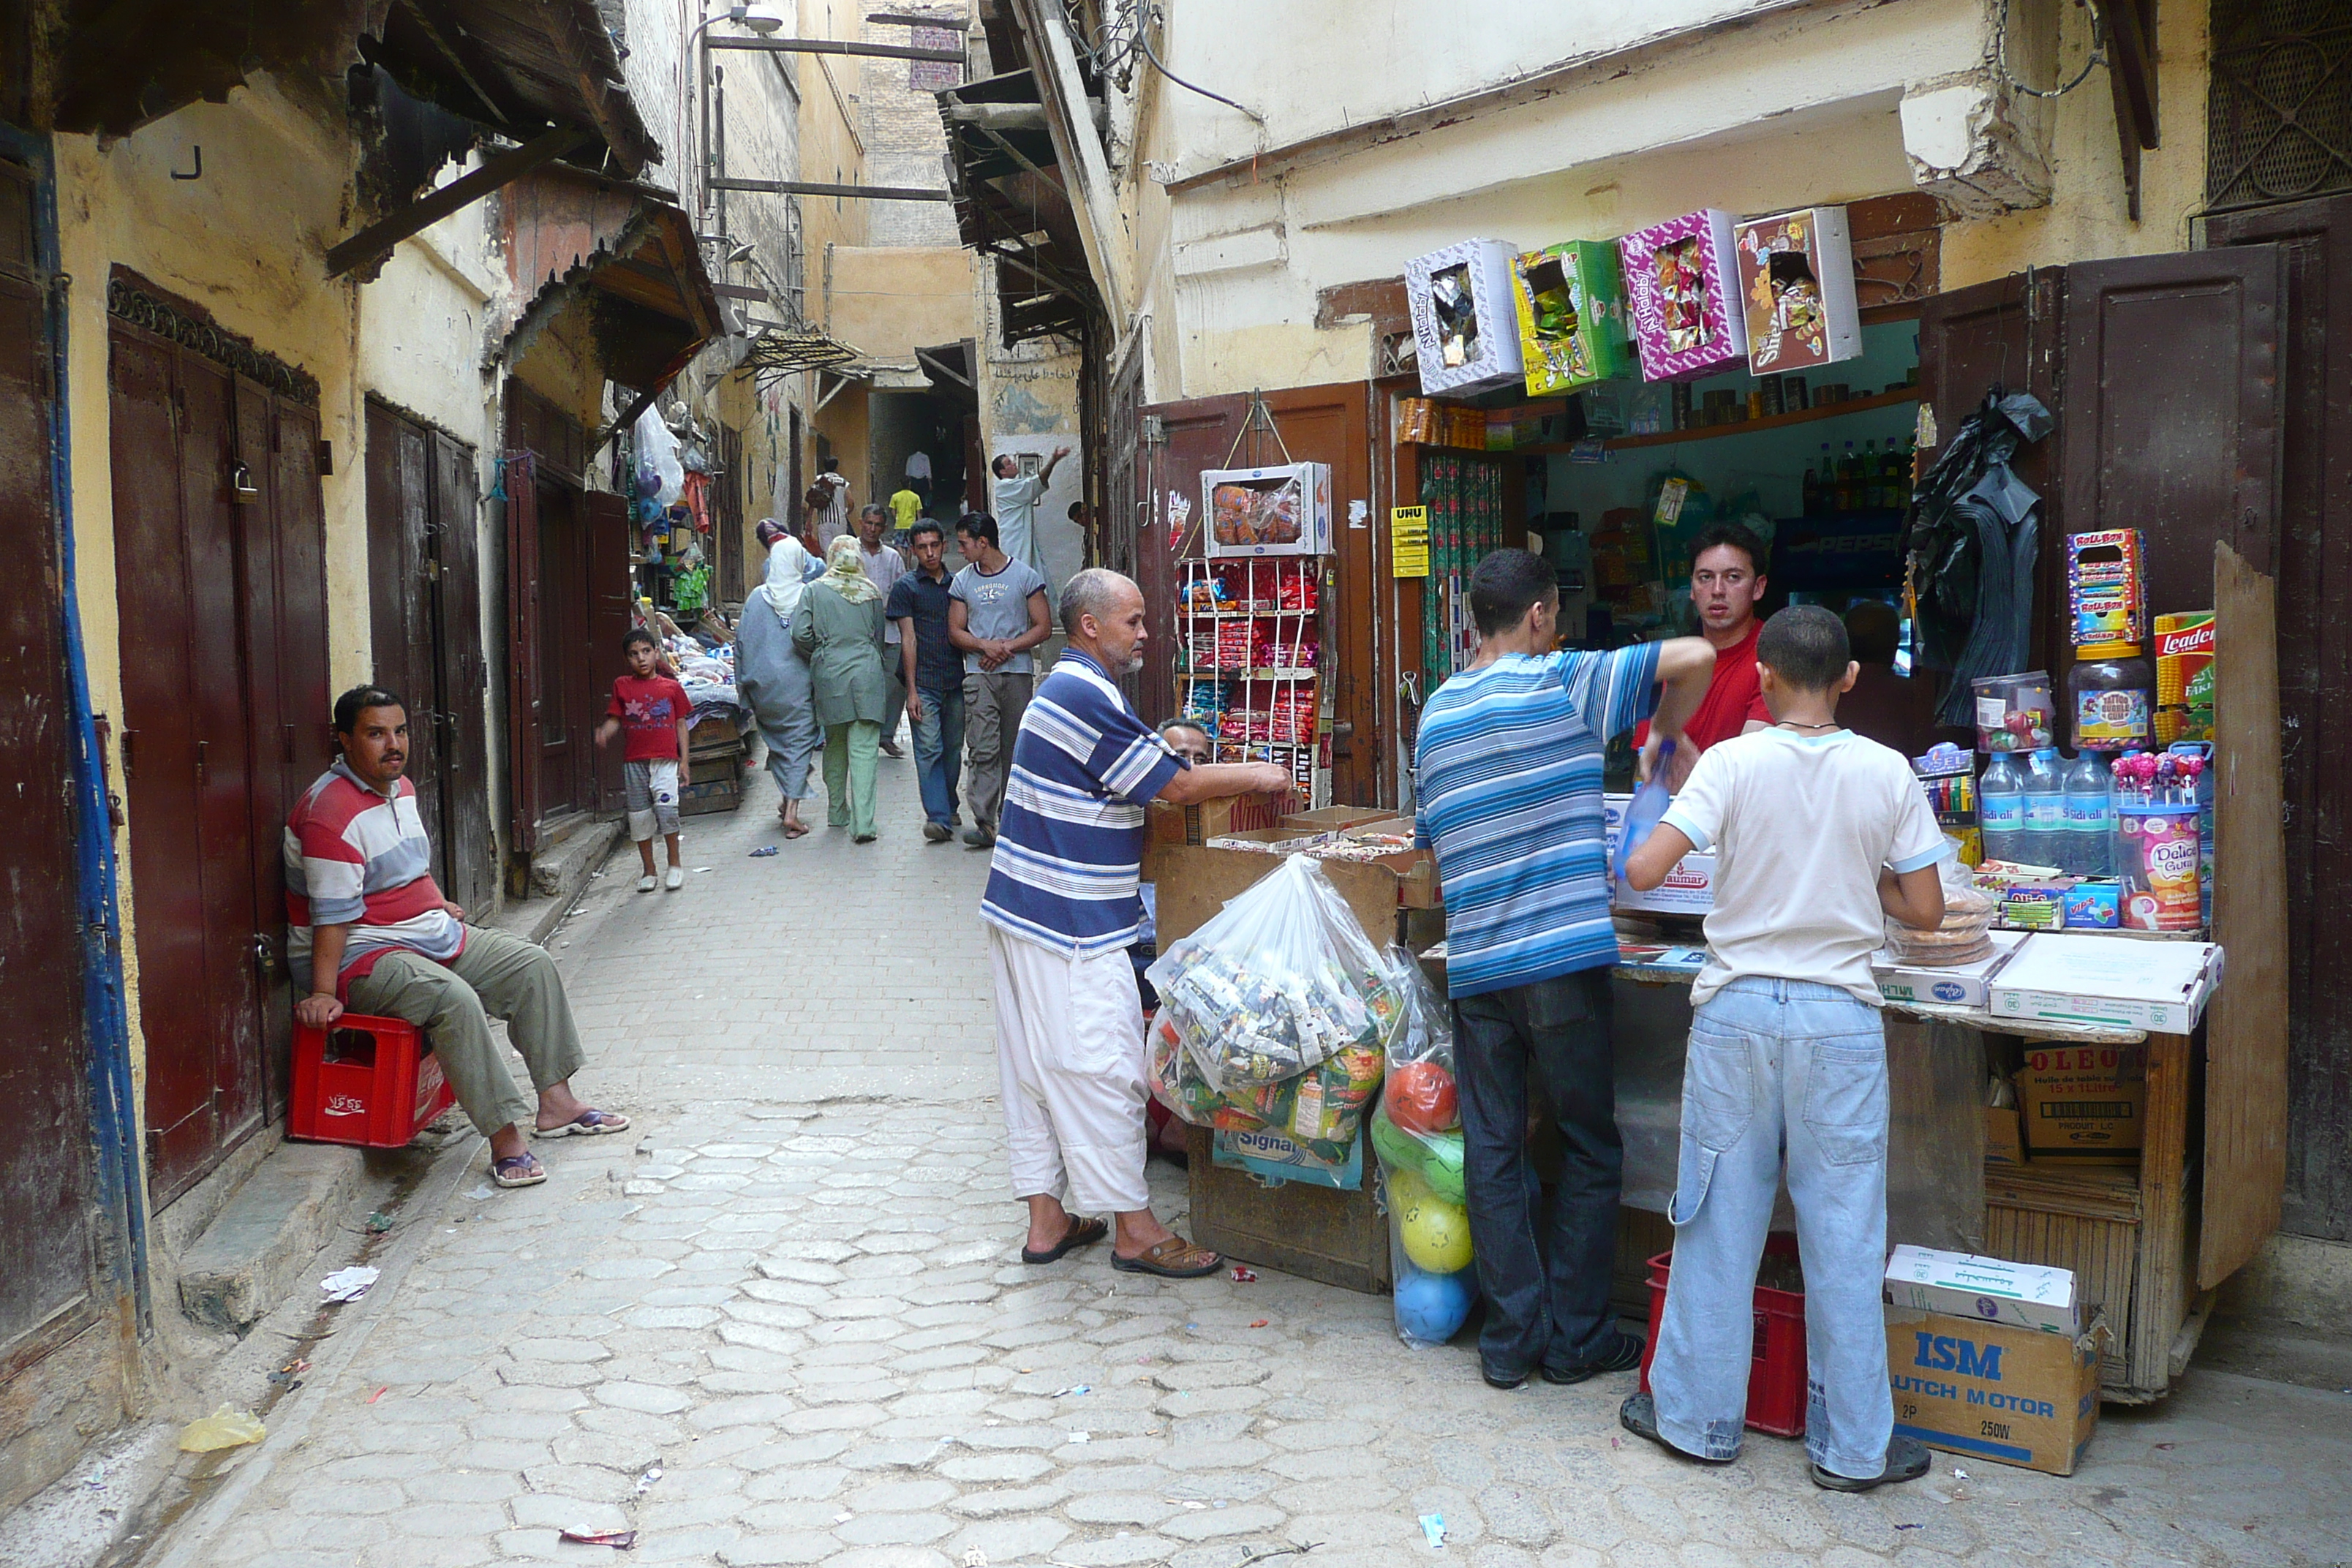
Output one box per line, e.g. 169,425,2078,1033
1385,1061,1458,1136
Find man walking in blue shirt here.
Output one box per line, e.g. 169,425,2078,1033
1414,549,1714,1389
983,568,1289,1277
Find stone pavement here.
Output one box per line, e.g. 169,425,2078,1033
143,750,2352,1568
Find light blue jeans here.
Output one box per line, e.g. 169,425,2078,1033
1648,977,1893,1480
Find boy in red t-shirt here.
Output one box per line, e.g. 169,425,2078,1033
595,630,696,891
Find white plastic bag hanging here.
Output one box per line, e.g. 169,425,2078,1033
633,404,685,508
1145,854,1401,1095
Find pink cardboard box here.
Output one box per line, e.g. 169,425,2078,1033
1618,209,1748,382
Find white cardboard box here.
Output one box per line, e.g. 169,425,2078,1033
1987,933,2223,1034
1873,929,2028,1011
1199,461,1333,559
1602,794,1715,915
1883,1244,2083,1336
1405,239,1526,396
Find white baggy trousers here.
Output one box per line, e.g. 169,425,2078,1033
987,925,1152,1214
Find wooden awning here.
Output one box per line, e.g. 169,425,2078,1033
938,68,1098,347
504,167,722,393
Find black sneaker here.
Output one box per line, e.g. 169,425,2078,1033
1480,1362,1530,1391
962,825,996,848
1618,1392,1735,1466
922,821,952,843
1811,1435,1932,1493
1542,1329,1646,1385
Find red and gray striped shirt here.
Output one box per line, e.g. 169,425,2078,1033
284,758,464,997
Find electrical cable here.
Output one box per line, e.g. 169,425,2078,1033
1134,19,1263,124
1995,0,2108,99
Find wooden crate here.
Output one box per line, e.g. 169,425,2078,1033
1185,1126,1390,1294
1983,1161,2143,1387
680,776,741,816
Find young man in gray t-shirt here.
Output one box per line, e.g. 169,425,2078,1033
949,513,1052,848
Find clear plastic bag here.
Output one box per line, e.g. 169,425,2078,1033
1381,1161,1476,1347
1147,1012,1384,1164
1883,844,1997,966
1146,854,1402,1095
1376,943,1460,1142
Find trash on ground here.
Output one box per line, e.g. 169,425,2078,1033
1230,1266,1259,1282
1066,1431,1090,1444
962,1550,988,1568
178,1406,266,1452
559,1528,638,1548
833,1512,852,1524
694,867,712,872
636,1466,663,1493
1051,1385,1090,1398
1420,1512,1447,1548
320,1265,380,1303
1896,1523,1923,1531
367,1387,388,1403
364,1210,394,1233
467,1184,494,1200
1250,1319,1270,1328
749,845,778,857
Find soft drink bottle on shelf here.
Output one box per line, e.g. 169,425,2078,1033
1979,753,2027,864
2063,752,2114,878
2022,748,2066,870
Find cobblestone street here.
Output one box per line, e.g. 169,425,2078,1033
143,758,2352,1568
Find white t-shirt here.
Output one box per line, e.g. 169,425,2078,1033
858,543,908,644
1659,727,1948,1007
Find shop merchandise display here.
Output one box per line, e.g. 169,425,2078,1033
1199,461,1333,559
1147,1014,1384,1165
1417,451,1508,680
2111,750,2206,931
1618,208,1749,381
1508,240,1634,396
2069,643,2155,752
1146,854,1402,1095
1405,240,1526,396
1972,670,2056,753
1733,207,1863,374
2154,611,2215,743
2068,529,2147,647
1176,558,1325,798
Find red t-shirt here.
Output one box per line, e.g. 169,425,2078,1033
608,675,693,761
1634,618,1770,756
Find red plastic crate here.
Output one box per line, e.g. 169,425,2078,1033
288,1014,456,1149
1637,1234,1809,1437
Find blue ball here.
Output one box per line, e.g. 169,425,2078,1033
1394,1264,1474,1344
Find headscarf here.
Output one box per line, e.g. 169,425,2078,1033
821,535,881,604
755,517,785,548
761,534,813,627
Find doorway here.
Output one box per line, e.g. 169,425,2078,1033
108,274,331,1205
365,398,493,914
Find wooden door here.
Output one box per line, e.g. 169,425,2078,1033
586,489,632,815
504,450,544,855
433,432,494,914
2053,247,2289,1287
534,478,592,824
2208,195,2352,1248
366,402,444,875
0,230,99,1382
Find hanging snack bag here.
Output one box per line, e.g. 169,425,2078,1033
1147,855,1402,1095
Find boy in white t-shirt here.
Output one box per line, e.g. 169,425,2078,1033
1616,605,1949,1492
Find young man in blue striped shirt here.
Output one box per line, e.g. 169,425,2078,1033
1414,549,1714,1389
983,568,1291,1276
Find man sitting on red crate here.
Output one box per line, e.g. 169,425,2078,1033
287,685,630,1188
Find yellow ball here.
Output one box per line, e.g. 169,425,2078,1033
1387,1162,1431,1213
1401,1192,1474,1274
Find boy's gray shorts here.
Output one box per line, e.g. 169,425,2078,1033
625,758,681,841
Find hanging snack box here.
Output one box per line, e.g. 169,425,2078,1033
1618,209,1749,382
1734,206,1863,375
1405,240,1526,396
1199,462,1332,559
1509,241,1634,396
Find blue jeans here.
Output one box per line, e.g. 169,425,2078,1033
1452,968,1621,1376
910,684,965,826
1648,977,1892,1479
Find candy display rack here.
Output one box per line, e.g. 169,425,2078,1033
1175,556,1330,808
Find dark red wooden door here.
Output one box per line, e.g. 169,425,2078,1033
504,451,544,854
534,477,591,825
586,489,633,815
367,402,445,880
434,433,494,914
0,254,99,1380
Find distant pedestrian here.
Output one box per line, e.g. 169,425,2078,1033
889,481,924,543
595,628,693,892
804,457,851,554
739,521,823,840
794,536,889,843
888,519,965,841
990,445,1070,587
856,504,911,759
982,568,1291,1276
950,512,1051,849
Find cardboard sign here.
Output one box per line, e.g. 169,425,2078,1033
1390,505,1430,578
2013,1041,2146,1161
1886,1308,2104,1475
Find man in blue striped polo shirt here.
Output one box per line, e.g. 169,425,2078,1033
984,568,1292,1277
1414,549,1714,1390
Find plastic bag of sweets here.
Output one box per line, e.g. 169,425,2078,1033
1147,854,1402,1095
1379,944,1460,1137
1147,1015,1384,1162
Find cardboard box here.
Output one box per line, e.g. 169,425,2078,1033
1987,933,2223,1033
1872,929,2027,1010
1883,1244,2083,1335
1147,791,1290,849
1602,794,1716,915
1733,206,1863,375
1986,1107,2026,1165
1509,240,1635,396
2013,1041,2146,1161
1200,462,1332,559
1618,209,1749,382
1280,806,1396,833
1197,822,1440,909
1886,1307,2104,1475
1406,240,1526,396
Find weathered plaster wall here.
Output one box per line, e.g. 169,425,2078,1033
826,245,977,359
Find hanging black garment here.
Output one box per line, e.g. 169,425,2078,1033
1899,389,2054,727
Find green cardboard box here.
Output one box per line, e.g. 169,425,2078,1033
1510,241,1634,396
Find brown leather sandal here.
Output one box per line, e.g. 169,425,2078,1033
1110,1236,1224,1278
1020,1215,1107,1265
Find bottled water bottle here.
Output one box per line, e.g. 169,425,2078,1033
2064,753,2114,878
2021,748,2067,870
1979,753,2027,864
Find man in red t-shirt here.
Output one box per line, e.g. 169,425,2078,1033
1637,521,1772,786
595,629,696,891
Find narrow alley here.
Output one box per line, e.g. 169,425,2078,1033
121,762,2352,1568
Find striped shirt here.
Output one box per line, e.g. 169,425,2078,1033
981,649,1186,955
284,758,464,997
1413,644,1660,998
